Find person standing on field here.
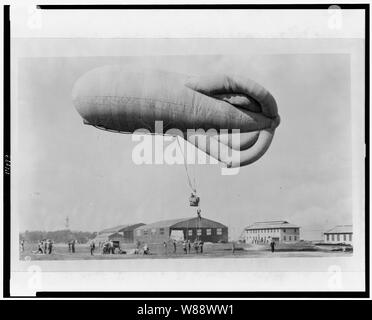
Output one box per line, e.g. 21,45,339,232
199,240,204,254
90,240,95,256
270,240,276,253
48,239,53,254
43,239,47,254
163,241,167,255
173,240,177,253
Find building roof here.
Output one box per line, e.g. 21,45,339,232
99,223,145,234
324,225,353,234
245,220,299,230
136,217,227,230
136,218,189,230
172,217,227,229
94,232,124,243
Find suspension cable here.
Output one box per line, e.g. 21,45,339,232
177,136,196,193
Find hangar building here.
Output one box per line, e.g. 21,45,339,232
134,217,228,244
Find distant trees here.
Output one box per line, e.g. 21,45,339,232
20,229,97,244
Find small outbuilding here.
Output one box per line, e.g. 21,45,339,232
134,217,228,244
95,223,145,246
324,225,353,244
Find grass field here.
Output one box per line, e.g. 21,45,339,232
19,241,353,261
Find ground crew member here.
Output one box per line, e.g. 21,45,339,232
173,240,177,253
48,240,53,254
43,239,48,254
163,241,167,255
199,240,204,254
194,241,199,253
270,240,276,253
143,243,149,255
183,241,187,254
90,240,95,256
109,240,114,254
37,240,43,254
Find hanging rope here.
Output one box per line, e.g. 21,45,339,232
176,136,202,222
177,136,196,193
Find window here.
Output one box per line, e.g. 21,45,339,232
188,230,193,236
206,229,212,235
197,229,202,236
331,234,334,241
343,234,346,241
143,229,148,236
294,236,297,241
283,236,286,241
326,234,329,241
283,229,286,233
349,234,352,241
217,228,222,235
136,230,141,236
151,228,156,234
337,234,340,242
159,228,165,235
289,236,291,241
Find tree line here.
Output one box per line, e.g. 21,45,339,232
20,229,97,244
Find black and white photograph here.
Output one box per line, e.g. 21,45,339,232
2,3,369,299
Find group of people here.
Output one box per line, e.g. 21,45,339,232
164,239,204,254
99,240,129,255
101,240,115,254
33,239,53,254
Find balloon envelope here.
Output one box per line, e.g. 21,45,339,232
72,65,280,167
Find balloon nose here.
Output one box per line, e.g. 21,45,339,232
271,115,280,130
72,73,100,125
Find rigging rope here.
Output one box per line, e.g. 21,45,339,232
176,136,201,224
177,136,196,193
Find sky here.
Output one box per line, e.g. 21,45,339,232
14,52,352,240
